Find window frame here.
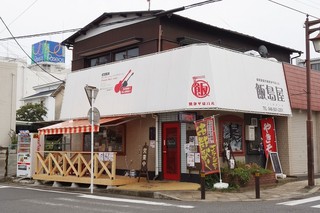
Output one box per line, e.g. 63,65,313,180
219,115,245,155
83,124,126,155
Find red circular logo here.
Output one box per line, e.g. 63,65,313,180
191,80,210,98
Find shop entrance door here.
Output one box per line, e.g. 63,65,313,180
162,122,180,180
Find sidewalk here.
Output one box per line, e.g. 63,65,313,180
109,177,320,202
2,176,320,202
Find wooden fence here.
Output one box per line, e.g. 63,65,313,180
33,151,136,186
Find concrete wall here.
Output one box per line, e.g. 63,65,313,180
275,116,290,174
0,61,17,147
54,89,64,120
0,149,16,178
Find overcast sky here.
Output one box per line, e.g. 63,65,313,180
1,0,320,68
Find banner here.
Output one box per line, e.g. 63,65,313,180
194,117,219,174
260,117,277,158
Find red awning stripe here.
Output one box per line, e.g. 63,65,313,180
38,125,99,135
38,117,124,135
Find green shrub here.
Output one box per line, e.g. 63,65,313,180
204,173,220,189
221,162,272,187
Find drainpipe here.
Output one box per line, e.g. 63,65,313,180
158,25,162,52
290,51,302,64
152,114,159,179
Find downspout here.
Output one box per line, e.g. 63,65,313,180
290,51,302,64
152,114,159,179
10,73,15,132
158,25,162,52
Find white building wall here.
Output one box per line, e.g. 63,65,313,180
0,61,17,147
288,111,307,175
45,96,56,121
24,95,56,122
288,110,319,175
0,57,68,112
315,112,320,174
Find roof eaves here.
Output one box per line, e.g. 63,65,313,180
61,10,162,47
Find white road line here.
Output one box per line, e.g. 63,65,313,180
0,185,10,189
278,196,320,206
24,199,123,213
312,204,320,208
79,194,195,209
56,197,149,210
2,185,82,196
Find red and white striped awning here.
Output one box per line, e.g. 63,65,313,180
38,117,124,135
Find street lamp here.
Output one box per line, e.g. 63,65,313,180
84,85,99,193
305,15,320,187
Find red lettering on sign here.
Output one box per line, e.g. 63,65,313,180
191,80,210,98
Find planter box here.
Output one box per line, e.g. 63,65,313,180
223,172,276,187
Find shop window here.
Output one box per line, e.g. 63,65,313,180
83,124,126,155
45,134,63,151
219,115,244,154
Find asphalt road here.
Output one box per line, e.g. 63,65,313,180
1,184,320,213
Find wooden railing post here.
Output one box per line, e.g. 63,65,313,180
94,153,98,179
112,152,116,180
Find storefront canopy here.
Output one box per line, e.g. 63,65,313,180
60,44,292,119
38,117,124,135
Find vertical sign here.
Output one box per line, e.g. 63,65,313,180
260,117,277,158
194,117,219,174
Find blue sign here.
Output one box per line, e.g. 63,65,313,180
31,40,65,64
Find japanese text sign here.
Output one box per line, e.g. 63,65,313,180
260,117,277,158
194,117,219,174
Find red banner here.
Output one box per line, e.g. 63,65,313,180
260,117,277,158
194,117,219,174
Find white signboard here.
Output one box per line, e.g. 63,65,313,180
60,44,291,119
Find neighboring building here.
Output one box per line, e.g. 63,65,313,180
21,81,63,121
0,61,17,147
0,56,68,111
282,63,320,175
15,40,69,121
36,10,319,184
296,57,320,71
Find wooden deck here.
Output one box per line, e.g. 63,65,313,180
33,151,137,186
32,174,138,186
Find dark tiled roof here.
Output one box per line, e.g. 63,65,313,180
22,89,56,100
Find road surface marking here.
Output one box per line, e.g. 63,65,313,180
24,199,123,213
278,196,320,206
56,197,148,210
312,204,320,208
79,194,195,209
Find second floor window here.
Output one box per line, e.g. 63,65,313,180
89,54,111,67
86,47,139,68
114,47,139,61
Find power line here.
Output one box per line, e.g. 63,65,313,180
267,0,320,19
291,0,320,11
0,0,39,34
0,17,65,83
0,28,79,41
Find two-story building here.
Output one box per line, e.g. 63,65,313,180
35,10,319,185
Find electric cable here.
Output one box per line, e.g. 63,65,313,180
0,16,65,83
0,0,39,34
0,29,79,41
267,0,320,19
